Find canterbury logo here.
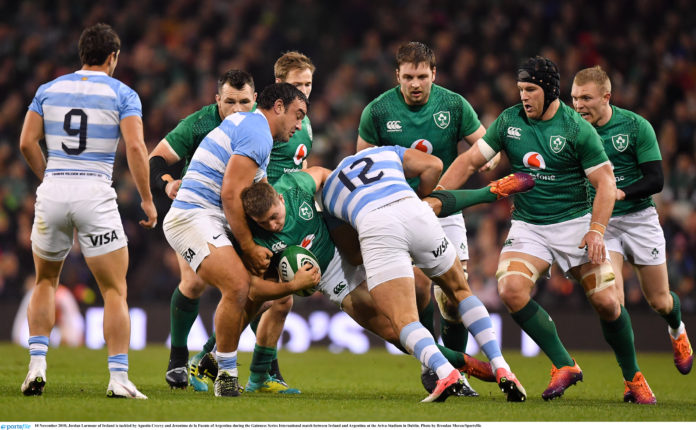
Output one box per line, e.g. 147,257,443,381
507,127,521,139
386,121,402,132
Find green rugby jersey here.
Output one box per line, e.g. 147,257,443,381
250,171,334,273
591,105,661,216
266,115,312,184
484,102,608,224
164,103,221,176
358,84,481,189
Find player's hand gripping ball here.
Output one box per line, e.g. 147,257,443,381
278,245,321,297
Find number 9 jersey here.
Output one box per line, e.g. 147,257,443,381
29,70,142,182
322,145,416,228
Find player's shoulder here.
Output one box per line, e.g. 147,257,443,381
610,105,648,127
366,86,401,110
431,84,466,102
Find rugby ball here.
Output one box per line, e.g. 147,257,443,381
278,245,321,297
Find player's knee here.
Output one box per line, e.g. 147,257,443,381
580,262,615,298
433,284,458,322
179,277,207,298
646,292,672,315
496,258,537,308
271,296,294,314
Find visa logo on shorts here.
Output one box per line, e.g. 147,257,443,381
182,248,196,263
431,237,449,258
88,230,118,247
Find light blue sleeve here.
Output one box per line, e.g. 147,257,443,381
118,85,142,120
28,83,49,116
229,114,273,168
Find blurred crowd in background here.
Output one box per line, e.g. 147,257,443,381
0,0,695,316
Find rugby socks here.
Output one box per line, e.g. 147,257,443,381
250,313,261,334
108,354,129,377
216,351,238,376
249,345,276,384
28,335,49,368
400,321,455,379
430,187,497,218
441,315,469,354
600,306,640,381
458,296,507,371
191,332,217,363
418,299,436,337
665,291,683,332
170,287,200,349
435,344,466,368
511,299,574,368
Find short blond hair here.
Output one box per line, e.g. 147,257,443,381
573,65,611,94
274,51,315,81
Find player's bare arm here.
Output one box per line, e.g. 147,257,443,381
580,163,616,264
356,135,375,152
149,138,182,199
403,148,443,197
302,165,331,191
463,125,500,172
19,110,47,180
222,154,273,275
121,115,157,229
438,140,491,190
248,264,320,302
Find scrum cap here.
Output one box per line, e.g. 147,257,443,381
517,56,560,115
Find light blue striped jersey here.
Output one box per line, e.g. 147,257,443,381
172,111,272,211
322,145,416,227
29,70,141,182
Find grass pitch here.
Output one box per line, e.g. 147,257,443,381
1,343,694,422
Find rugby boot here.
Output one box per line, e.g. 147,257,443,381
495,368,526,402
623,372,656,404
670,328,693,375
542,360,583,400
489,172,535,199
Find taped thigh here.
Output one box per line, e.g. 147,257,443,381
580,262,616,297
496,258,540,283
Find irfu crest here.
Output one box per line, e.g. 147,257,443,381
549,135,566,153
299,201,314,220
612,134,629,152
433,111,450,129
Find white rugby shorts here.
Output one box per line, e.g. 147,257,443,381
163,207,234,271
439,213,468,261
316,247,365,308
605,206,666,265
356,198,457,290
501,213,608,273
31,179,127,260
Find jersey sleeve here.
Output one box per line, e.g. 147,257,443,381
458,95,482,139
481,115,504,152
284,171,317,195
635,116,662,163
357,103,380,145
28,83,48,116
231,116,272,166
164,114,197,160
118,85,142,120
576,121,609,170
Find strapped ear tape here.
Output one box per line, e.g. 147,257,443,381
517,56,560,116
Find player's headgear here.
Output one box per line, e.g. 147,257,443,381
517,56,560,116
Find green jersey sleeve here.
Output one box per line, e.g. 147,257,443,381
481,115,505,152
635,116,662,163
275,171,317,195
458,95,481,139
358,102,380,145
164,115,197,160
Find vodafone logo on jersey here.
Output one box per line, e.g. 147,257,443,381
411,139,433,154
523,152,546,170
293,144,308,165
300,234,315,249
